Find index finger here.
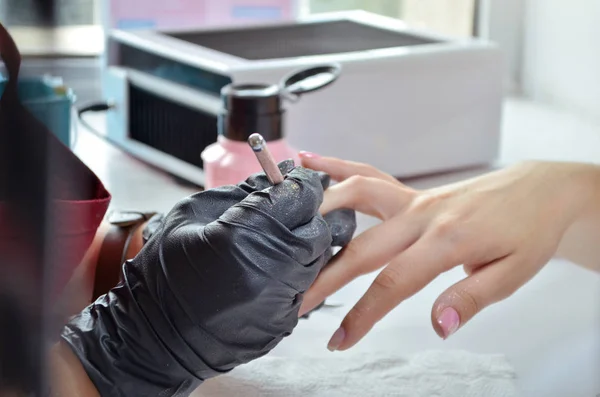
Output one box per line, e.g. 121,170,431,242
299,153,402,185
328,237,455,351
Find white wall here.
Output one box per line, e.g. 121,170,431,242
402,0,475,38
479,0,526,94
522,0,600,119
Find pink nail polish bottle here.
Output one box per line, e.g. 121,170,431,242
201,64,342,189
201,83,298,189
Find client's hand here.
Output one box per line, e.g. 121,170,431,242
298,153,600,351
61,160,356,397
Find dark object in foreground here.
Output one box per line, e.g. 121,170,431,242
1,4,108,393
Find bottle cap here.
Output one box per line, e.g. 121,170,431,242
219,64,341,142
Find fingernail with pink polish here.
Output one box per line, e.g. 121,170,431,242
299,151,321,159
437,307,460,339
327,327,345,351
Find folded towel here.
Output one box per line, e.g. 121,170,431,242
195,350,518,397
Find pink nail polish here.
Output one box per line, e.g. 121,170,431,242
437,307,460,339
299,151,321,159
327,327,345,351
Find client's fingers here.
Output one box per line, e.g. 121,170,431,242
320,175,414,219
330,237,454,351
431,254,531,339
299,153,402,185
299,214,422,316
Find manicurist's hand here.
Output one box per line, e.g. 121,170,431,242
298,152,600,351
59,160,356,397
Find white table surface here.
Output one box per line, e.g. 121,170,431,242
74,97,600,397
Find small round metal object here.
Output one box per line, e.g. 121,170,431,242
248,133,265,152
247,133,284,185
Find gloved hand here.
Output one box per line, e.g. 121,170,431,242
61,160,356,397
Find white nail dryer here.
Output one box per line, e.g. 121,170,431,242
102,10,504,186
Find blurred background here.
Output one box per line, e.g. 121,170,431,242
0,0,478,102
3,0,482,104
2,0,596,126
1,0,598,203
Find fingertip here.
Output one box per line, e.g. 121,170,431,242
327,326,346,351
333,326,364,352
431,291,464,340
299,151,328,171
299,151,321,160
332,307,374,351
431,256,525,340
432,305,461,340
431,305,445,338
298,302,310,318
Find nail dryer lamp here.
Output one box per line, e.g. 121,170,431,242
101,11,504,186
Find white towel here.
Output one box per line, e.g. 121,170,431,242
194,350,518,397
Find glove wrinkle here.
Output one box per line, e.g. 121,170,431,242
124,273,223,378
205,224,323,293
209,207,330,269
127,264,234,379
324,209,356,248
152,257,243,370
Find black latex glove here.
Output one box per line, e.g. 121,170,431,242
61,160,356,397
